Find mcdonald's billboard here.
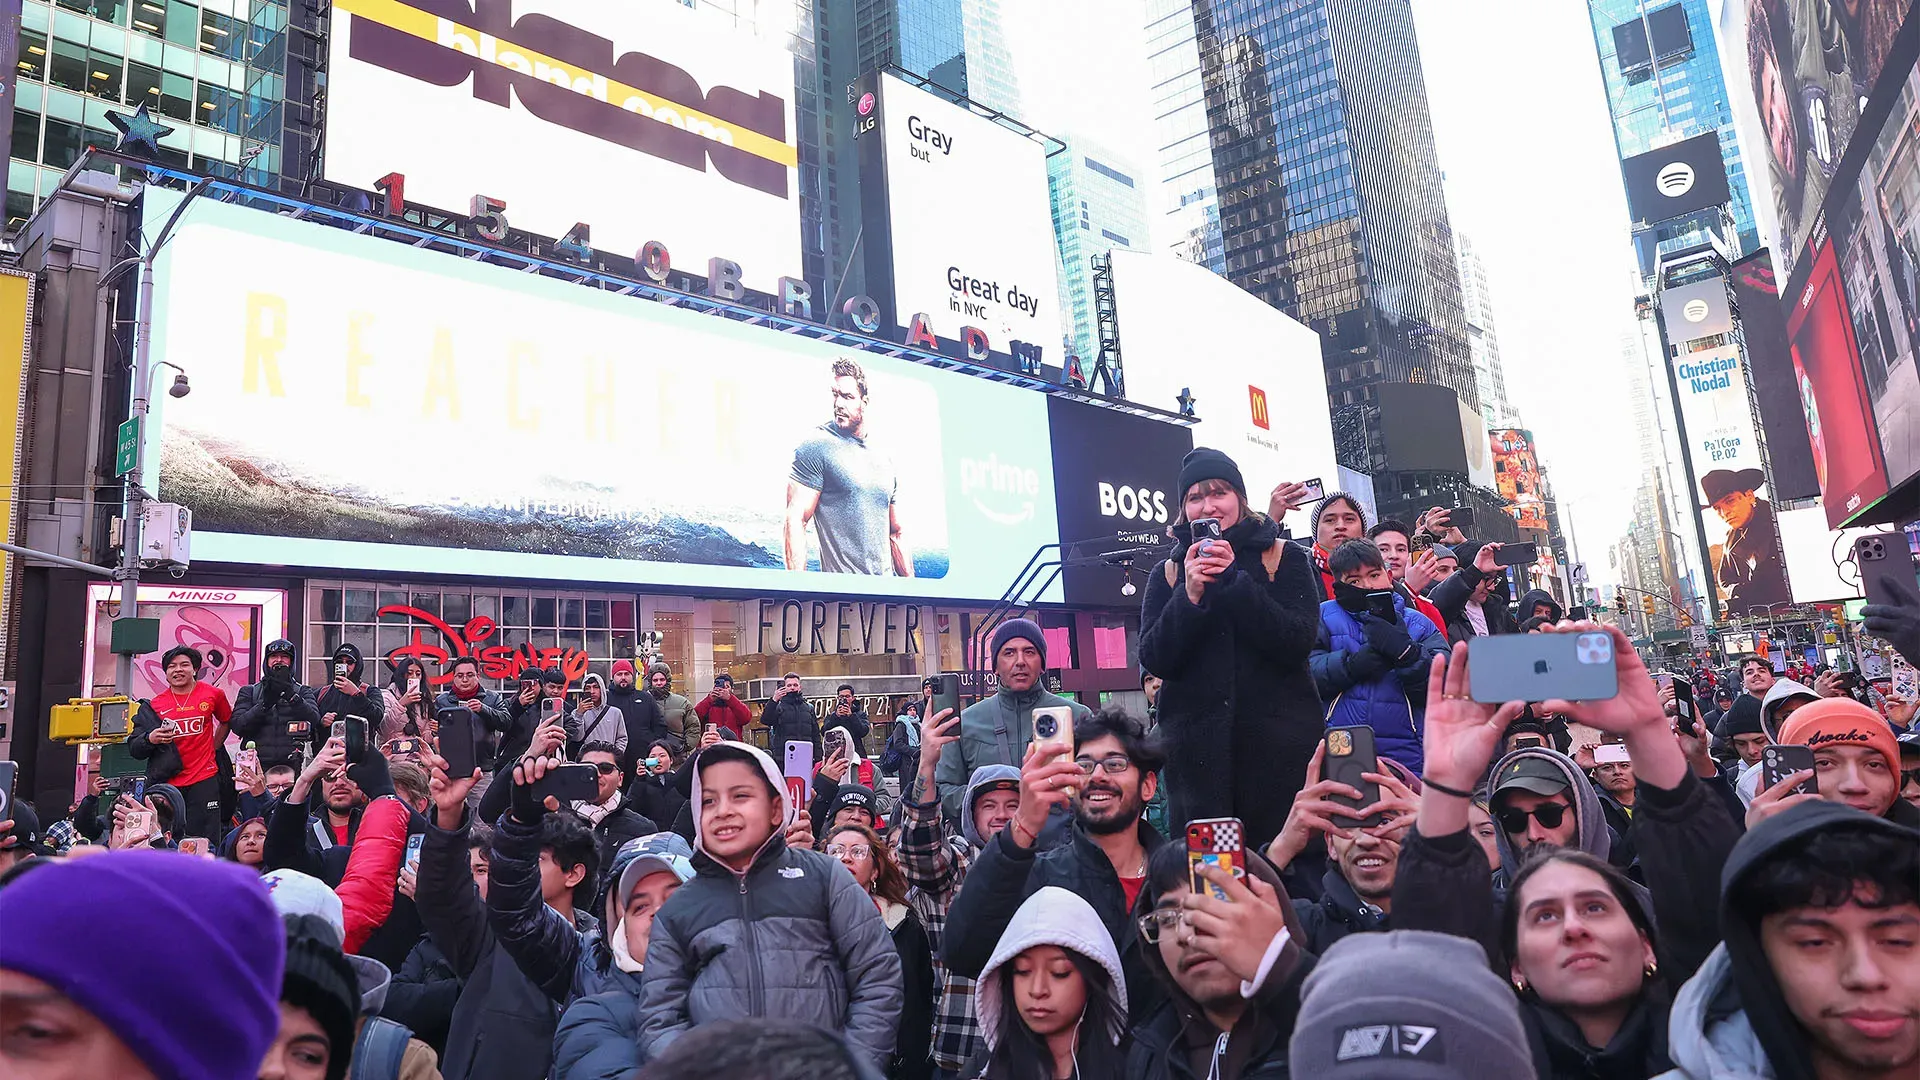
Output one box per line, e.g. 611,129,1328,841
1249,385,1270,430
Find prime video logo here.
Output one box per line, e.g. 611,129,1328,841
961,453,1039,526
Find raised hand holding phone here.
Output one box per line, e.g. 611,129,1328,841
1179,864,1290,984
1011,739,1086,850
1418,644,1527,838
421,746,481,830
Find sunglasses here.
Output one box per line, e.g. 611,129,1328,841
1903,767,1920,787
1495,802,1570,833
591,761,620,776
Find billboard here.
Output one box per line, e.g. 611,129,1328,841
1658,277,1734,341
1108,250,1338,539
1777,505,1873,604
1620,132,1734,224
143,191,1061,603
323,0,802,291
1459,397,1494,491
860,72,1063,364
1045,397,1193,604
1730,250,1820,501
1672,344,1790,611
1376,383,1473,476
84,584,285,699
0,269,27,664
1490,428,1547,531
1788,238,1891,525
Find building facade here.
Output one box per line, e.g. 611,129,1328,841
1049,136,1149,364
1146,0,1224,273
1455,231,1515,426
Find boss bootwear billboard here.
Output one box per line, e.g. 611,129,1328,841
141,191,1062,604
1045,397,1195,604
324,0,802,292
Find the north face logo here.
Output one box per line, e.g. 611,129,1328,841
778,867,804,879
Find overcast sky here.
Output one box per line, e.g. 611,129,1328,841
1003,0,1655,575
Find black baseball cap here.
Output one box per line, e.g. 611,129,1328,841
1490,756,1571,801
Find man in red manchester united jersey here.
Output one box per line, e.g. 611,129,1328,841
130,645,232,841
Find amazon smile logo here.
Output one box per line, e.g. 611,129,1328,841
961,453,1040,526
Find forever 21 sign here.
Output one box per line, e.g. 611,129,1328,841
743,598,924,656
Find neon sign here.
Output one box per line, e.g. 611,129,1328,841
378,603,590,683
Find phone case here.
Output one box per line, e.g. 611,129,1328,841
930,674,961,719
1322,726,1382,828
1186,818,1245,901
438,710,478,778
1856,531,1911,611
532,763,599,804
1495,543,1538,567
1467,633,1619,704
1761,745,1817,796
784,741,814,803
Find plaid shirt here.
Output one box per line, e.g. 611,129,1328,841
894,791,982,1072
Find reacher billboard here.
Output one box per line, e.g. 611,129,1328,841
323,0,802,290
140,191,1061,603
861,72,1063,363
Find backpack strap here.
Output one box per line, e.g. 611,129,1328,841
349,1016,412,1080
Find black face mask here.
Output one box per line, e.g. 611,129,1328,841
1332,580,1373,614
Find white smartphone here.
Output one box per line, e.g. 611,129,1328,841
1593,743,1631,765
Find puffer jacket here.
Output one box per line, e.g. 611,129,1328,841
760,691,821,762
1430,542,1516,641
1290,868,1389,956
1309,593,1446,776
934,687,1091,821
638,742,904,1065
230,669,325,771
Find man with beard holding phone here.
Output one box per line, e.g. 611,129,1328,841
942,706,1170,1024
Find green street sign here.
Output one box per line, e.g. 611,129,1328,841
114,417,140,477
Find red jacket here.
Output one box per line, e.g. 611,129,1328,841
694,692,753,739
336,794,409,954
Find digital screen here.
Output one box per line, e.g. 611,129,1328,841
867,72,1063,362
1612,4,1694,77
1730,250,1820,501
142,191,1061,603
1491,428,1547,531
1046,397,1193,604
1670,344,1789,610
1786,239,1890,527
1619,131,1733,225
1376,383,1472,476
322,0,802,291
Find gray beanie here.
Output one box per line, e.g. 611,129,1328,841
1289,930,1531,1078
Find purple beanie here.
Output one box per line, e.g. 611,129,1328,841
0,849,284,1080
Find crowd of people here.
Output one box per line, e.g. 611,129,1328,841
2,444,1918,1080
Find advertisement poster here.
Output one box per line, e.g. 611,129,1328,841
144,192,1061,603
868,72,1063,360
0,271,29,665
323,0,802,290
1045,396,1193,604
1788,239,1891,526
1672,344,1790,611
1490,428,1547,530
1619,132,1734,225
84,584,285,699
1729,250,1821,501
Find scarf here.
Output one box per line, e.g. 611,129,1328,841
452,683,480,701
609,918,644,973
1310,542,1336,600
573,791,621,826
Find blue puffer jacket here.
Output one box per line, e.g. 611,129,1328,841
1309,594,1447,775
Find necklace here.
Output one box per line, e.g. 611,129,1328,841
164,685,195,714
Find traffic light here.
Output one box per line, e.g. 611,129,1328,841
1680,612,1693,628
1616,590,1628,611
1642,595,1656,619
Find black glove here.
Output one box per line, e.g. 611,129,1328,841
1359,614,1416,665
1863,574,1920,669
345,749,394,802
509,759,550,825
263,666,291,702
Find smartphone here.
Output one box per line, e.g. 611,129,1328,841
177,837,212,857
1322,725,1383,828
124,809,156,839
0,760,15,828
783,740,815,803
1446,506,1475,532
823,726,850,763
1300,477,1325,502
1031,704,1076,781
1855,531,1911,610
1512,734,1546,750
407,676,422,697
1667,674,1697,723
405,832,425,873
1186,817,1246,901
928,674,961,720
1189,517,1222,545
1494,541,1538,568
340,716,368,765
1409,533,1433,553
1364,590,1397,621
1468,632,1619,704
437,708,478,778
1594,742,1631,765
1761,744,1817,796
384,738,421,759
530,762,599,804
236,747,260,775
334,661,350,680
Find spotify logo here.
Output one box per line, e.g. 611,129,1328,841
1656,161,1696,197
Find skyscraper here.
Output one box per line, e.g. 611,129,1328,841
1455,231,1514,426
1586,0,1761,280
1146,0,1224,273
1049,136,1150,365
1190,0,1479,523
855,0,1024,115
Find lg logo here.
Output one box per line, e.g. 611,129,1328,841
1098,482,1169,523
1656,161,1695,197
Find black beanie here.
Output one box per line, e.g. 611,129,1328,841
989,618,1047,667
280,915,359,1080
1176,447,1245,500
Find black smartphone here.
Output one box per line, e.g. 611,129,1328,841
531,762,600,804
1855,531,1911,609
1761,744,1817,796
1446,506,1475,531
928,674,960,719
1494,541,1538,568
1322,725,1382,828
1667,674,1697,724
341,716,368,766
437,708,478,779
1364,590,1398,620
0,760,16,829
1190,517,1222,544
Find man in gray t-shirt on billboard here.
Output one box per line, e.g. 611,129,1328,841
785,357,913,576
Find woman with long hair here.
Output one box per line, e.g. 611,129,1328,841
824,822,934,1080
1503,848,1672,1078
380,657,433,744
966,887,1129,1080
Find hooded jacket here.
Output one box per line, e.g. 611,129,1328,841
1656,802,1914,1080
637,742,904,1065
934,683,1091,822
608,681,669,771
565,675,628,757
1139,513,1325,845
647,664,694,744
1309,592,1448,776
316,644,382,729
1291,867,1389,956
1127,856,1315,1080
976,887,1128,1053
1515,588,1566,625
232,651,325,771
1733,679,1820,804
1430,542,1517,642
1489,747,1614,878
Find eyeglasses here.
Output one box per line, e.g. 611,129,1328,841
825,843,873,859
1495,803,1570,833
1075,755,1135,776
1136,909,1188,943
591,761,620,776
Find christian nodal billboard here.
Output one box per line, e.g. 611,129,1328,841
323,0,802,291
